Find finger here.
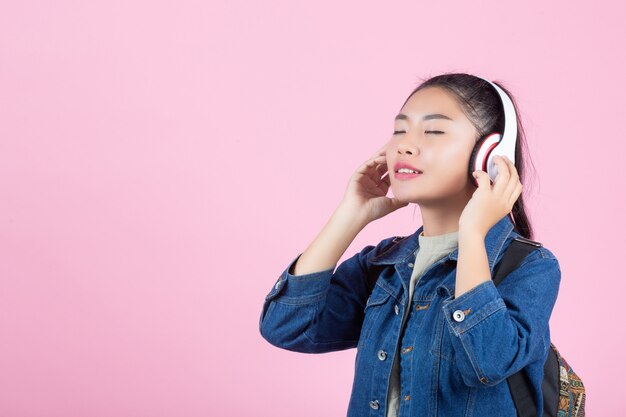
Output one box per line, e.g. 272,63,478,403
374,157,388,173
359,155,388,186
508,182,523,207
359,154,386,173
503,155,519,181
381,171,391,188
492,155,511,195
473,169,491,189
374,155,387,175
371,156,388,176
501,156,520,200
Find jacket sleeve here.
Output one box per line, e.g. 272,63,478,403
440,248,561,387
259,237,394,354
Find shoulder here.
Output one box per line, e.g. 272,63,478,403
351,234,407,270
358,235,399,259
508,230,558,261
499,230,561,286
495,233,562,299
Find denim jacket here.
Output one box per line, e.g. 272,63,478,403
259,215,561,417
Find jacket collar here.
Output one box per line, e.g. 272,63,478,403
370,214,516,274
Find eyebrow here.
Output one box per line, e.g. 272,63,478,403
394,113,454,122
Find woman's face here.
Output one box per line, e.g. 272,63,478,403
386,86,480,205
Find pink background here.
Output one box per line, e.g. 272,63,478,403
1,1,623,416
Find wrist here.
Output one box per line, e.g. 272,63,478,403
334,202,369,230
458,226,486,242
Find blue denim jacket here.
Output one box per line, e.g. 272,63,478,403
259,215,561,417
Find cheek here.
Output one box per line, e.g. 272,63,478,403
433,146,471,175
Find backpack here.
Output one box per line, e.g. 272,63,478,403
491,234,586,417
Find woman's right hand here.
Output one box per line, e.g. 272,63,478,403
340,145,409,224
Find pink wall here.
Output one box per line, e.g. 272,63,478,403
1,1,622,415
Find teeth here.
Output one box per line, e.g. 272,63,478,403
397,168,419,174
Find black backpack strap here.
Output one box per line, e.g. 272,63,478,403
541,346,560,417
492,234,543,417
492,237,542,287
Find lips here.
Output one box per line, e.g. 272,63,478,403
394,161,423,173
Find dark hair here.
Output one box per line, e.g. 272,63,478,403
401,72,537,240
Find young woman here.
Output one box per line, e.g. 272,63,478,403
259,72,561,417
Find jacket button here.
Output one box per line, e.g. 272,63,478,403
394,304,400,315
377,350,387,360
452,310,465,322
408,262,414,267
369,400,380,410
274,279,282,290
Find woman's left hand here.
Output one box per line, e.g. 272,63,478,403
458,155,523,237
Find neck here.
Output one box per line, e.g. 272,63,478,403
417,187,473,237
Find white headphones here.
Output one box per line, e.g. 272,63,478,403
468,76,518,186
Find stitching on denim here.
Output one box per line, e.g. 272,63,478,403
538,247,556,260
367,285,392,307
435,323,456,362
303,331,359,346
492,225,512,271
462,386,471,417
370,237,400,263
515,248,544,269
274,292,326,306
455,301,505,336
466,386,476,417
374,281,397,301
443,280,491,309
456,300,506,335
458,330,488,386
443,308,459,337
430,312,442,417
443,287,501,337
261,301,277,327
302,328,316,345
407,327,415,415
287,274,332,281
362,302,386,341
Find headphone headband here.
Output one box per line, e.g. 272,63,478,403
467,75,519,185
475,76,518,162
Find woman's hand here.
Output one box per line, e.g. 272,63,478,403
340,145,409,224
458,155,522,237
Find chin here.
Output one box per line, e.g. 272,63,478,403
390,190,422,204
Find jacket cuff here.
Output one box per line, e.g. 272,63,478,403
441,280,506,336
265,253,335,303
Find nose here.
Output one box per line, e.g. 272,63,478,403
396,136,420,156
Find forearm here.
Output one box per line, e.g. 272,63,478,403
455,229,491,298
441,247,561,387
290,203,368,276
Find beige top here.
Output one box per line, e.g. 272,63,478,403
386,229,459,417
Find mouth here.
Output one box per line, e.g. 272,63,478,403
394,168,423,174
394,170,423,180
394,161,423,175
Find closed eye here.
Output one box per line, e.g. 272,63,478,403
392,130,445,135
